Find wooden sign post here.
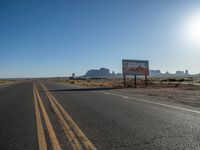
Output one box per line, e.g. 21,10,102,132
145,75,147,86
123,74,127,88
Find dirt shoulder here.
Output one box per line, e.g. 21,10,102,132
115,87,200,108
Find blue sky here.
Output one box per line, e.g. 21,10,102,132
1,0,200,78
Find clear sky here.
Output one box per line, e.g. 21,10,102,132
1,0,200,78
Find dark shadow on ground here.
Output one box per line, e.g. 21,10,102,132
47,87,115,92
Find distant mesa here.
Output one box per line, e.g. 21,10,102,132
84,68,110,77
150,70,163,76
151,69,191,77
83,68,198,78
83,68,121,78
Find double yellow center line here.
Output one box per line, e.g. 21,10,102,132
33,83,62,150
33,82,97,150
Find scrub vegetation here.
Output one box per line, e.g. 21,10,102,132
0,80,16,86
51,77,200,89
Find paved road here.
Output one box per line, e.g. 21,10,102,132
0,82,37,150
1,81,200,150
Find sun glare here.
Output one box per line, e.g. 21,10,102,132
182,10,200,47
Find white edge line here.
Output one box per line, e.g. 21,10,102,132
104,92,200,114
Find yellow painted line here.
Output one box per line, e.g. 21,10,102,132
41,82,97,150
45,89,83,150
41,83,83,150
33,83,47,150
35,84,62,150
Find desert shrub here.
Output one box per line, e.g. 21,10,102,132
178,79,185,82
168,78,179,82
86,79,92,83
69,80,75,84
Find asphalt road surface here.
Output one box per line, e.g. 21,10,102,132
1,81,200,150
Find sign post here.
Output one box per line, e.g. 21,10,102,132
145,75,147,86
123,74,127,88
122,60,149,87
134,75,137,87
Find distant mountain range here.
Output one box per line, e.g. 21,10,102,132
83,68,200,78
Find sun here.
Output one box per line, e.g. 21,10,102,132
182,10,200,46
